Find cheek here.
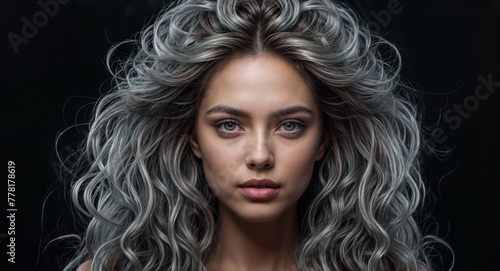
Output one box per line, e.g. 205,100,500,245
283,140,320,171
282,140,321,192
282,154,316,183
203,164,232,198
199,146,238,197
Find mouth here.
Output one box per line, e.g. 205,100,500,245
239,178,279,188
238,179,280,200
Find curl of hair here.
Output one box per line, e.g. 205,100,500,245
64,0,452,270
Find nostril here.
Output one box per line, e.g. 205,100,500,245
245,140,274,169
248,162,273,170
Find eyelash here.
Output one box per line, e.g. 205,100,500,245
214,119,305,138
278,120,305,137
215,119,242,137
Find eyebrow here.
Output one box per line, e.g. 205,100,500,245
205,104,313,118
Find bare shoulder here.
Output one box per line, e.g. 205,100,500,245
75,260,92,271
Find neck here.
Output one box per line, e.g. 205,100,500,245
205,204,301,271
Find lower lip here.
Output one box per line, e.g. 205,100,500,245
240,187,279,200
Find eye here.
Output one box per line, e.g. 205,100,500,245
215,119,242,136
221,121,237,131
277,120,305,137
281,121,299,131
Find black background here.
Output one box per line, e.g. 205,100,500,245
1,0,499,270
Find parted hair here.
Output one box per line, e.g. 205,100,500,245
63,0,450,270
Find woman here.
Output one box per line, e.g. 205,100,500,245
66,0,450,270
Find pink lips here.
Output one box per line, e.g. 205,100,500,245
239,179,279,200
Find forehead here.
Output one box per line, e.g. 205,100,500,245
199,54,319,115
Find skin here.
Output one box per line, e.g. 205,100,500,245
190,54,326,271
76,54,326,271
76,260,91,271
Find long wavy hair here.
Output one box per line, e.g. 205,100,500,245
62,0,451,270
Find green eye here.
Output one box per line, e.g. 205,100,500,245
278,120,305,137
282,121,298,131
215,119,241,137
223,121,237,131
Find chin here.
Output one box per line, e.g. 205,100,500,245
233,204,295,224
241,213,282,223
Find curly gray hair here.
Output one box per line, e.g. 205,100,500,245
63,0,451,270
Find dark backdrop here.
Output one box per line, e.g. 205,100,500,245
1,0,499,270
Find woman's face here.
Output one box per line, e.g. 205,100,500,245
191,54,326,223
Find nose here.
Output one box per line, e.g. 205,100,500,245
245,132,274,170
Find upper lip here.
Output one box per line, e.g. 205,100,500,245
239,178,279,188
